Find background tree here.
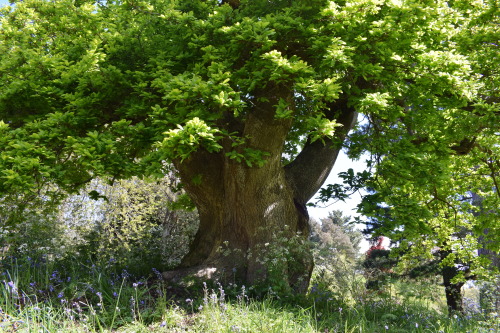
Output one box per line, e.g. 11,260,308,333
311,210,363,262
346,0,499,298
310,210,364,302
0,0,497,291
362,236,397,291
360,193,489,314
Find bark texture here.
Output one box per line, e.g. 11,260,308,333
164,87,357,292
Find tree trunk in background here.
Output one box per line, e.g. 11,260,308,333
163,87,357,292
442,266,465,314
440,250,465,315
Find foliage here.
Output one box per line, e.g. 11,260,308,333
0,194,71,261
0,0,349,196
347,0,500,280
0,171,198,278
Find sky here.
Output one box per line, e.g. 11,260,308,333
308,151,367,221
309,152,372,253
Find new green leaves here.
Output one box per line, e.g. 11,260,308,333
158,117,223,161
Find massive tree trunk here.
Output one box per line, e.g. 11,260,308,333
163,86,357,292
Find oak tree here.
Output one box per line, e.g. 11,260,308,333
1,0,497,291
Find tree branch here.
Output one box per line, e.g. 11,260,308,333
285,98,358,204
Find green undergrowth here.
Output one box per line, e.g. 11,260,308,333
0,255,498,333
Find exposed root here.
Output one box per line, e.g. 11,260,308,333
162,265,224,285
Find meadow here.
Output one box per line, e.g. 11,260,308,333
1,252,498,333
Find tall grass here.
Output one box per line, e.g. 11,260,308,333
0,255,498,332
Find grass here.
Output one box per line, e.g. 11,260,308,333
0,254,499,333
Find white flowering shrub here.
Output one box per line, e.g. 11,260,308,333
247,225,313,295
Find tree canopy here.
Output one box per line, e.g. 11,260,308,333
355,0,499,279
0,0,498,287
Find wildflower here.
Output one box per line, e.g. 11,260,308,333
218,284,226,300
198,305,203,311
152,268,163,280
160,321,166,327
113,292,118,297
186,298,193,304
96,292,102,297
7,281,15,289
385,325,389,330
58,292,64,298
133,282,138,288
122,269,130,279
339,307,342,313
415,323,419,328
